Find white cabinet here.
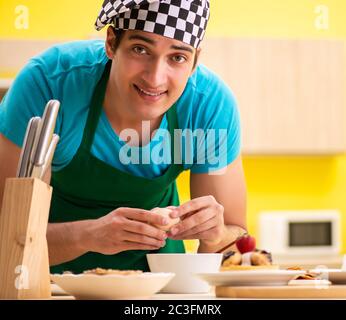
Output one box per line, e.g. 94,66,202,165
200,38,346,154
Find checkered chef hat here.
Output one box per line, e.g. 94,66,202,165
95,0,210,48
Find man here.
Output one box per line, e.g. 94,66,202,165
0,0,247,273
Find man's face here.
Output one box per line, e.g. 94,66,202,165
106,29,199,121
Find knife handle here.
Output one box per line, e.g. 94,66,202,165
39,134,60,180
16,118,34,178
32,100,60,167
16,117,41,178
31,166,43,179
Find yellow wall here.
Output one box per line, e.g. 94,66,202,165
1,0,346,39
0,0,101,39
0,0,345,253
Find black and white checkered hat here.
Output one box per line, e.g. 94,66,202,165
95,0,210,48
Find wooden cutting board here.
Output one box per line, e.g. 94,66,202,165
216,285,346,299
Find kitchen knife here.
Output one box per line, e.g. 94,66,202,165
29,100,60,177
16,117,41,178
16,117,35,177
38,134,60,180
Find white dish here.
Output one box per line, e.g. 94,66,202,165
147,253,223,293
310,268,346,284
288,279,331,286
51,272,175,300
51,283,69,296
196,270,306,287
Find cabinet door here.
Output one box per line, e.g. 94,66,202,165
200,38,346,154
0,79,12,101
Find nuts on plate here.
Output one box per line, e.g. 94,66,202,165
83,268,143,275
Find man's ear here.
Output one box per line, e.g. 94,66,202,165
105,26,116,59
191,47,201,75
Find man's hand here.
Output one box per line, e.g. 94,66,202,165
167,195,225,246
82,207,169,255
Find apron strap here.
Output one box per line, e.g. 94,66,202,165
166,103,181,163
83,59,112,151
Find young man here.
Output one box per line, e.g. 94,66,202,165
0,0,247,273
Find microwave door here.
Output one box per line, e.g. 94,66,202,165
289,222,332,247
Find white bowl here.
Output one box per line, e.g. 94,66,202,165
146,253,223,293
51,272,175,300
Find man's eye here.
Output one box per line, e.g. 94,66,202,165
172,55,187,63
133,46,147,55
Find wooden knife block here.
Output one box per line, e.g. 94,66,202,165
0,178,52,299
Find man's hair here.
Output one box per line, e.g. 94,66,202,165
110,27,198,69
110,27,126,52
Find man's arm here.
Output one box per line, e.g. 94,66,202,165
0,134,88,265
0,134,170,266
190,156,247,253
0,134,22,203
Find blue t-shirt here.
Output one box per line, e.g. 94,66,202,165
0,40,241,178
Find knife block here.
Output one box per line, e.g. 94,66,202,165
0,178,52,299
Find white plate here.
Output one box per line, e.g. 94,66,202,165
288,279,331,286
195,270,306,287
310,269,346,284
51,272,175,300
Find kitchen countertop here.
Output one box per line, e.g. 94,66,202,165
51,284,346,301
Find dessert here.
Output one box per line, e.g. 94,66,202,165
220,249,279,270
286,266,303,271
221,251,242,267
235,234,256,253
151,207,180,232
292,272,319,280
288,272,331,286
220,234,279,270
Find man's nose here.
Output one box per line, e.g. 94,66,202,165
142,58,167,88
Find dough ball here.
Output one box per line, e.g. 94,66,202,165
151,207,180,231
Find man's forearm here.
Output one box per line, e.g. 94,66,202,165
47,220,92,266
198,224,247,253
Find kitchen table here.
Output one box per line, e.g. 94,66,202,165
50,284,346,300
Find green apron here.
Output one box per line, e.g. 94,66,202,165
49,60,185,274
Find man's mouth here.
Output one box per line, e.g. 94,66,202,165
133,84,167,100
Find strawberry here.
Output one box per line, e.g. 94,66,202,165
235,234,256,254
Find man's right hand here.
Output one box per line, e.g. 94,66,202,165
82,207,169,255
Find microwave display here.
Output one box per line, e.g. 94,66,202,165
289,222,332,246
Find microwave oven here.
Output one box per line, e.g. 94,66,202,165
259,210,341,256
